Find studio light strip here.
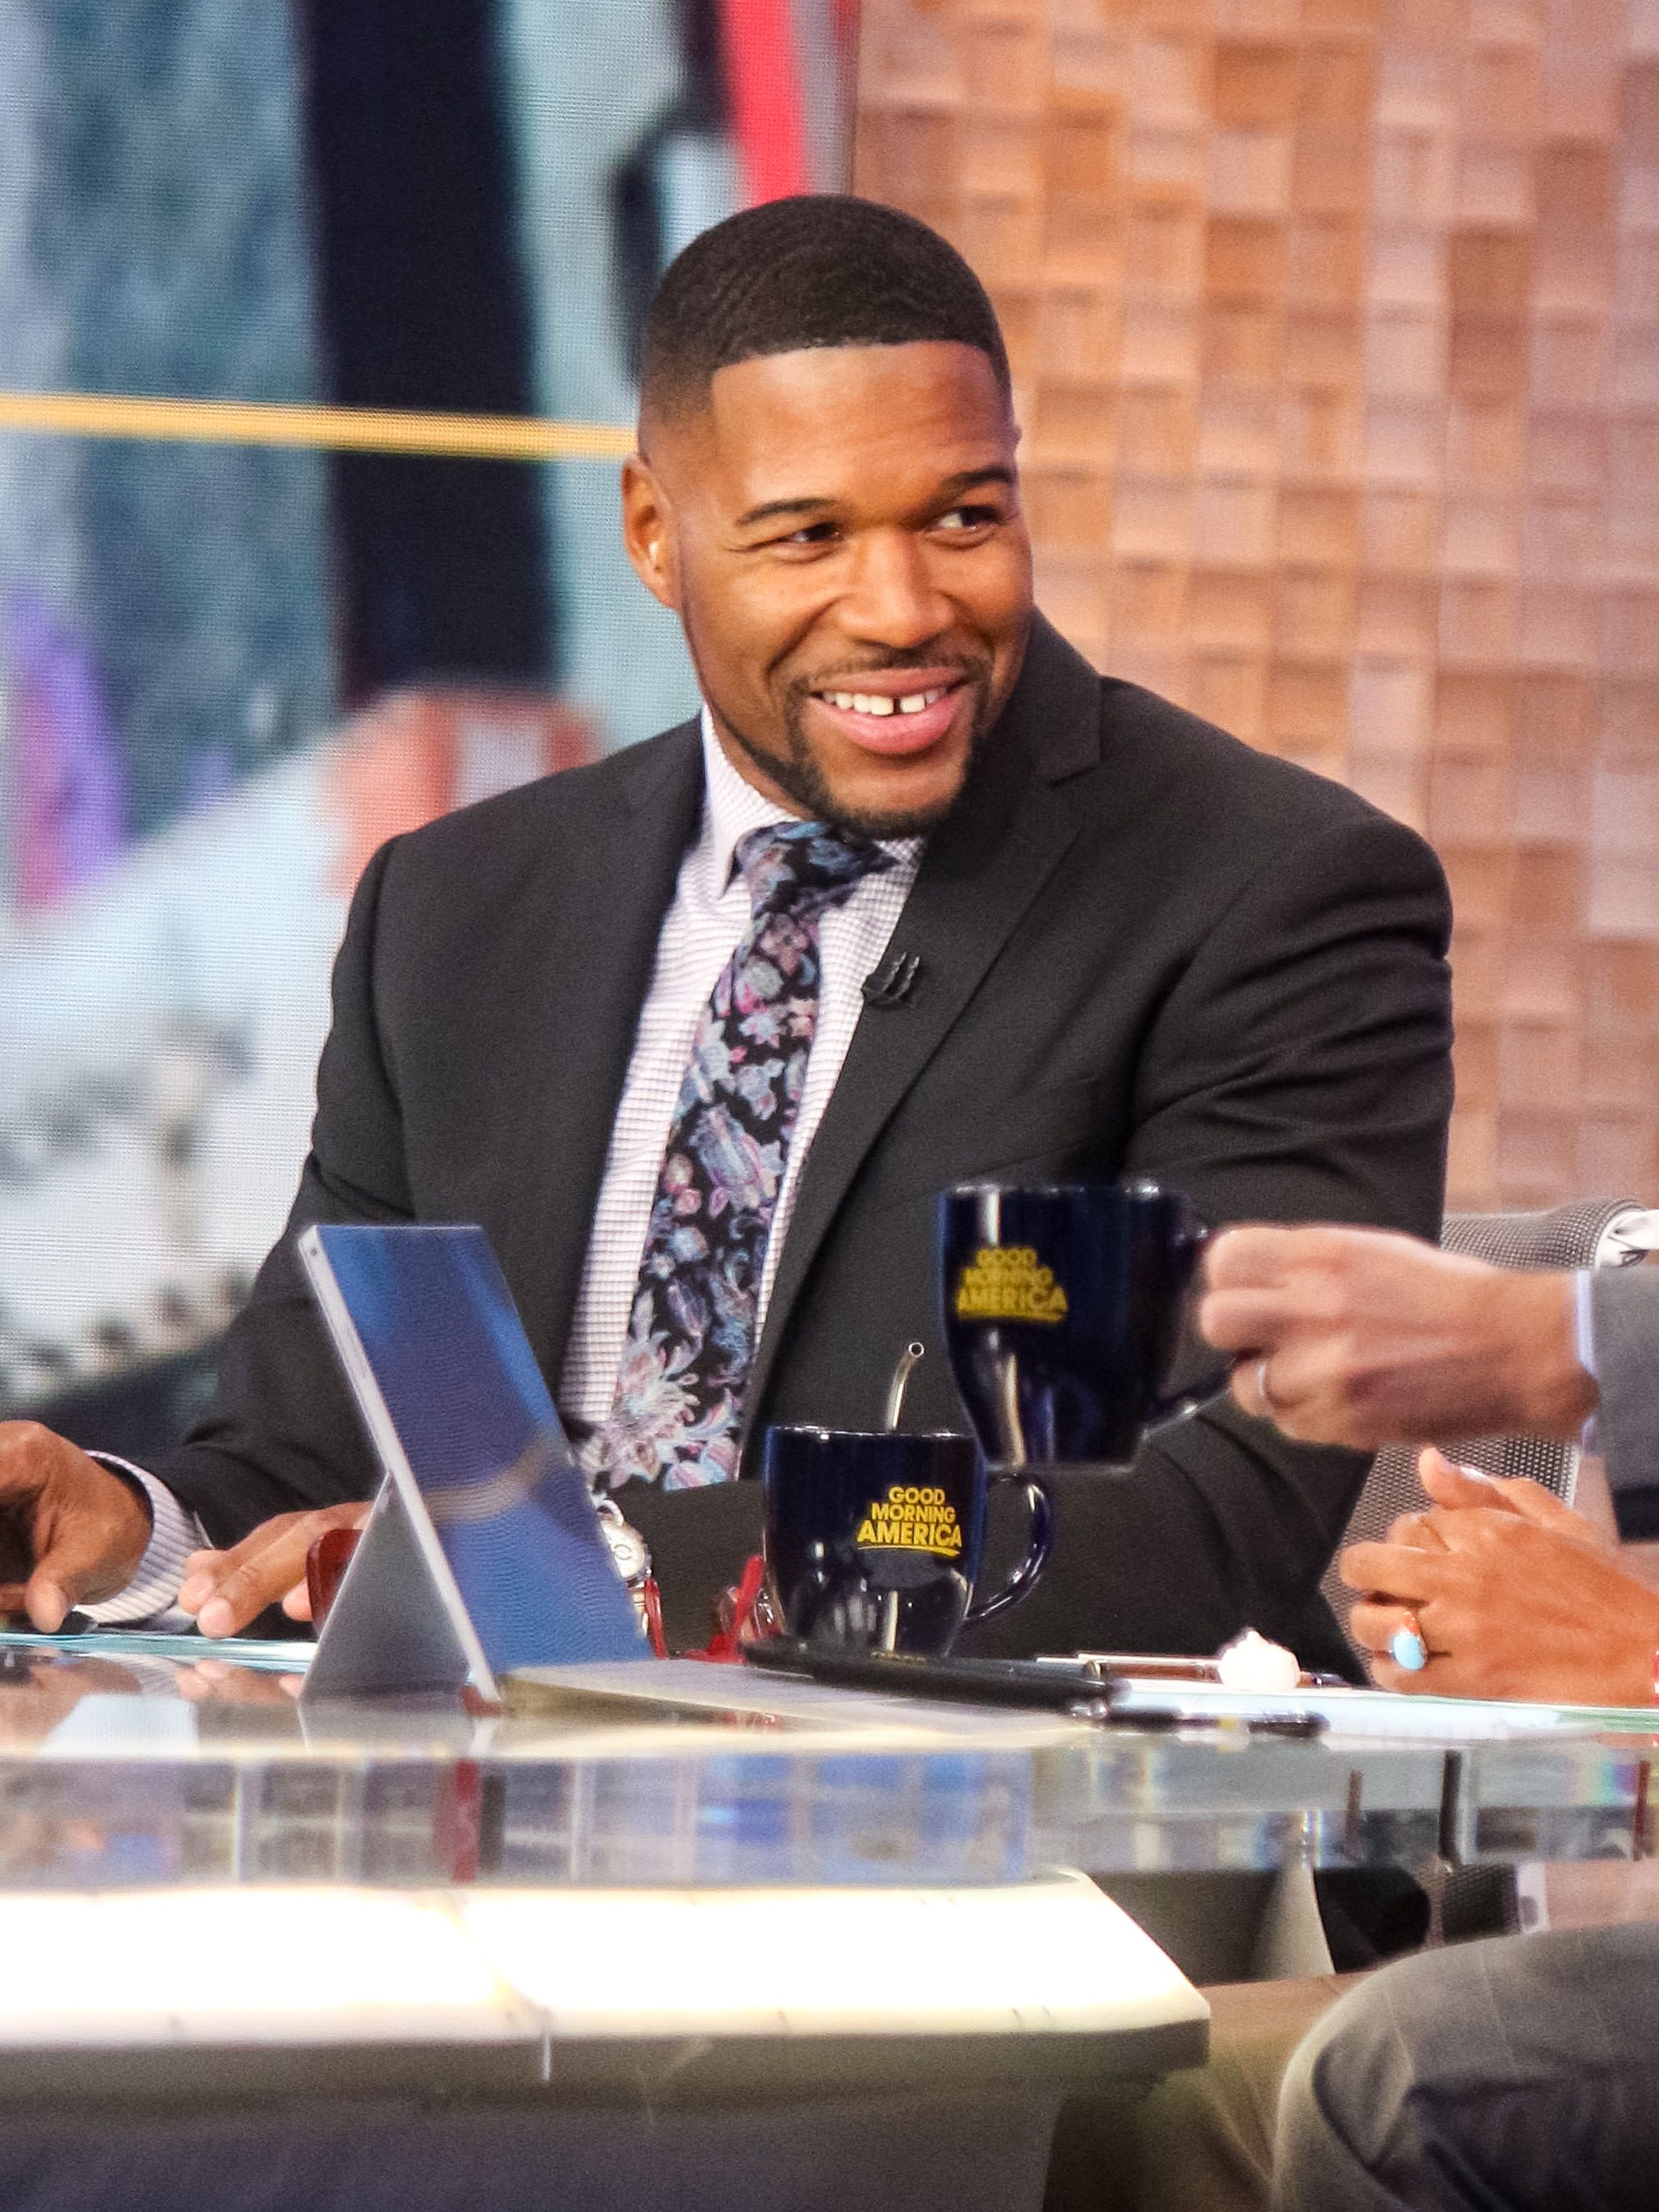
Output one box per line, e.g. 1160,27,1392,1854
0,390,635,463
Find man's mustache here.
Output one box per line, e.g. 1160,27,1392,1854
788,654,991,692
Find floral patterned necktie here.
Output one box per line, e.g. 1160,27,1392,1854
586,820,893,1491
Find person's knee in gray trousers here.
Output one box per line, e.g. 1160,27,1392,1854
1272,1922,1659,2212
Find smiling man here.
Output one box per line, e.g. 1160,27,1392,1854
624,333,1029,838
0,198,1453,1664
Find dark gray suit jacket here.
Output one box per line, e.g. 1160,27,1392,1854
153,615,1454,1670
1590,1268,1659,1536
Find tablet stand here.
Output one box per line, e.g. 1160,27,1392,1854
301,1480,480,1704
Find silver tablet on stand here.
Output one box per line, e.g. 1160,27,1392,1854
297,1223,649,1705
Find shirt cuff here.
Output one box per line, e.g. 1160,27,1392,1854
1573,1269,1598,1376
77,1458,208,1628
1573,1269,1600,1455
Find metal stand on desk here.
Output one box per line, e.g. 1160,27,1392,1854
303,1481,477,1704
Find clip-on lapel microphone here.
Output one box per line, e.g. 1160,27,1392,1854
862,950,922,1008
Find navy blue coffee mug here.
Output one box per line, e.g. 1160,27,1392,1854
762,1426,1053,1655
939,1180,1227,1470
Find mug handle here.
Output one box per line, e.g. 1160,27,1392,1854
1145,1219,1232,1429
963,1471,1055,1626
1145,1362,1233,1429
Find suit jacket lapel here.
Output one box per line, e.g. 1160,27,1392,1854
745,617,1104,1432
497,721,704,1376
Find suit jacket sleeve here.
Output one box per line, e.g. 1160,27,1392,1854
1126,810,1452,1232
1590,1267,1659,1532
147,838,414,1546
1127,805,1453,1651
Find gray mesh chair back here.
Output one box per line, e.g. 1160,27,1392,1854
1321,1197,1646,1658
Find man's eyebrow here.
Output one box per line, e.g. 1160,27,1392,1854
937,466,1015,498
732,467,1016,533
733,495,838,529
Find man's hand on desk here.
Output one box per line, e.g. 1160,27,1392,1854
1342,1448,1659,1705
178,1502,370,1638
1198,1224,1597,1449
0,1424,153,1630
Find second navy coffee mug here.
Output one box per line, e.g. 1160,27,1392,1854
761,1425,1052,1656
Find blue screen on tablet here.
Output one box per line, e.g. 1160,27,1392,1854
307,1223,649,1672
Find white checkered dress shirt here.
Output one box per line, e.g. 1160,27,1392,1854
559,712,923,1432
89,711,922,1618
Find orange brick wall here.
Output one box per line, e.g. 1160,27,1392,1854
855,0,1659,1211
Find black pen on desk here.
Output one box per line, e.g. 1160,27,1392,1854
1087,1706,1326,1739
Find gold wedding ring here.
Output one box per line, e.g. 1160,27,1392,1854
1255,1357,1279,1417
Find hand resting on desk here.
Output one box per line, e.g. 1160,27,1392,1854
1196,1227,1659,1705
1344,1449,1659,1705
0,1423,152,1630
177,1501,370,1637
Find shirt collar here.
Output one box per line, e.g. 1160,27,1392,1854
699,708,794,889
696,707,924,891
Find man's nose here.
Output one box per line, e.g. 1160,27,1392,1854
837,530,953,648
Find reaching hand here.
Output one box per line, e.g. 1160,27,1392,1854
1198,1224,1596,1450
0,1424,155,1631
178,1502,370,1638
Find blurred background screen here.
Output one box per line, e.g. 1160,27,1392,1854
0,0,856,1446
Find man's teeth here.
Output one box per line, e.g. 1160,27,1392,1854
821,687,948,717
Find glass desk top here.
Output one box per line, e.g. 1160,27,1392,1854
0,1633,1653,1892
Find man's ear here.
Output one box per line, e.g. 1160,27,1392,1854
621,454,679,612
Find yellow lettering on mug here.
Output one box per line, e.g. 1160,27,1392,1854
953,1244,1070,1324
854,1482,965,1558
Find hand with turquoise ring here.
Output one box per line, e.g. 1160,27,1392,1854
1389,1611,1429,1672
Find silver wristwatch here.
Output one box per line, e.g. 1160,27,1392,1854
593,1495,654,1611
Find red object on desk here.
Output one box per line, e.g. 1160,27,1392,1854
686,1553,773,1663
305,1526,361,1628
435,1758,484,1881
639,1574,669,1658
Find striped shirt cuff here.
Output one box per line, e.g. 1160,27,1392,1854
78,1458,207,1628
1573,1269,1600,1456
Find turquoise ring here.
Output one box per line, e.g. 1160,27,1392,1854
1389,1615,1429,1673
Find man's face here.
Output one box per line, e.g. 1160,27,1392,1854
622,341,1033,837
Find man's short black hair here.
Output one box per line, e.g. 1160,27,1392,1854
639,195,1010,421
